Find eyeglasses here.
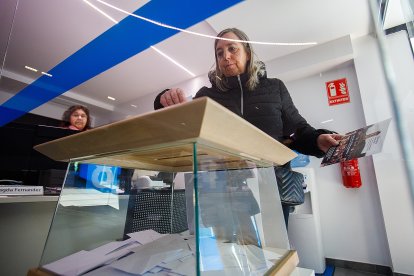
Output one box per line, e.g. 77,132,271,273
216,45,240,60
71,113,87,119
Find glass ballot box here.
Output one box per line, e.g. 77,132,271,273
33,98,299,276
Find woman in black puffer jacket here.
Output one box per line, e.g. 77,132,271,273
154,28,341,233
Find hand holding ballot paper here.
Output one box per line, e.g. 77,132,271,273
321,119,391,167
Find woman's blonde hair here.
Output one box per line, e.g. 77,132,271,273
209,28,265,92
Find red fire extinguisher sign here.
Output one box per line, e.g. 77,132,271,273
326,78,350,106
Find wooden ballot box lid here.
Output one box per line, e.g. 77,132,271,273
34,97,296,171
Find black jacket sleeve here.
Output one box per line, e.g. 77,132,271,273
153,89,169,110
279,80,331,158
154,88,206,110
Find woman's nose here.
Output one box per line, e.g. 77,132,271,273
224,50,231,60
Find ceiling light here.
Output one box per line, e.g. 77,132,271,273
94,0,317,46
151,46,196,77
321,119,334,124
25,66,38,72
41,72,53,77
107,96,116,100
131,104,137,108
83,0,118,24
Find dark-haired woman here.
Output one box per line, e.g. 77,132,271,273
61,105,92,131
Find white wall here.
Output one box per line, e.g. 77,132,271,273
284,64,391,267
353,31,414,275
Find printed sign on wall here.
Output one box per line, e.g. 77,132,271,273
326,78,350,106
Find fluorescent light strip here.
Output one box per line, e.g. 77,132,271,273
107,96,116,100
93,0,317,46
41,72,53,77
25,66,38,72
131,104,137,108
321,119,334,124
83,0,118,24
151,46,195,77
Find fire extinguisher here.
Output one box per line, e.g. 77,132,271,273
340,159,362,188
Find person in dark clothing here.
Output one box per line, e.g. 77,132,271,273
154,28,341,231
61,105,92,131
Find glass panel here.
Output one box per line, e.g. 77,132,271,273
39,160,195,275
193,142,201,276
373,0,414,203
0,0,18,80
38,141,291,275
194,143,289,275
39,162,133,265
366,1,414,274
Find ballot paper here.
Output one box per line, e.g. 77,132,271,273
42,240,140,276
83,265,141,276
127,229,166,245
110,234,192,275
89,239,138,256
42,230,165,275
43,230,288,276
42,250,90,276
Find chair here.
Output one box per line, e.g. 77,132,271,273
123,188,188,239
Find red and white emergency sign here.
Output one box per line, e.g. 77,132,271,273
325,78,350,106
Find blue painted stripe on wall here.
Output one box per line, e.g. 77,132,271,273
0,0,241,126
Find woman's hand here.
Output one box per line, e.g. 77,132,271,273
317,133,343,153
160,88,187,107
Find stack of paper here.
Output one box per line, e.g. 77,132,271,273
106,234,194,276
42,230,166,276
43,230,286,276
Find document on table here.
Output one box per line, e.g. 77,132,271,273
126,229,166,245
42,230,165,275
43,231,286,276
110,234,193,275
42,241,140,276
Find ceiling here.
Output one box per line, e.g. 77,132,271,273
0,0,395,120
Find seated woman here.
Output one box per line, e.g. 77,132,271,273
61,105,92,131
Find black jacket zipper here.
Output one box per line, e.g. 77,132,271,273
237,75,244,116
